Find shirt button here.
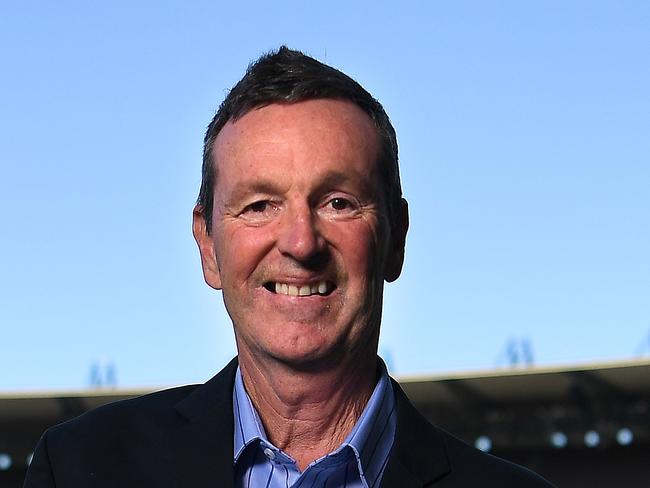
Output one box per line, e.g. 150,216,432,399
263,447,276,460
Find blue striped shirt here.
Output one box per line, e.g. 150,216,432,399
233,360,396,488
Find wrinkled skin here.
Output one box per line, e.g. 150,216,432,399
194,99,408,372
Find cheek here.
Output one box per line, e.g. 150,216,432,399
327,220,385,277
216,224,277,283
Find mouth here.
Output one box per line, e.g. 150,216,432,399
263,281,335,297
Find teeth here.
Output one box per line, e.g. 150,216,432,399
272,281,330,296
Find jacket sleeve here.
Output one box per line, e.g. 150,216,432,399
23,431,56,488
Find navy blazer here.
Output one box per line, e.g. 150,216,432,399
24,358,554,487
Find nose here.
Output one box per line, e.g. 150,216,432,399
277,203,327,263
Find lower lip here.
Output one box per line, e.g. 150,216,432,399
264,288,333,320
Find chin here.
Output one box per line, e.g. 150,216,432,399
266,343,347,372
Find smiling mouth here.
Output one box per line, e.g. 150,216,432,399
264,281,335,297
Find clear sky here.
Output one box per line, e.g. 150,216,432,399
1,1,649,390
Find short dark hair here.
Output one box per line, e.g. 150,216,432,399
197,46,402,232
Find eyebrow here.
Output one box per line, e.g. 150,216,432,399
225,179,283,205
313,169,377,197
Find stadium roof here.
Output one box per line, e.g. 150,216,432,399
2,358,649,422
398,357,650,407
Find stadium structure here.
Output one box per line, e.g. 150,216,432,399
1,359,649,487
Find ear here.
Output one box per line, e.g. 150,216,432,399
384,198,409,283
192,204,223,290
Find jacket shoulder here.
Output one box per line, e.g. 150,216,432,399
25,359,240,487
437,429,555,487
24,384,204,488
45,356,240,446
387,379,556,487
45,384,200,447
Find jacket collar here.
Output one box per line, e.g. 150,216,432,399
380,379,451,487
165,357,239,488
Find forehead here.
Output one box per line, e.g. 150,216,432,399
212,99,381,188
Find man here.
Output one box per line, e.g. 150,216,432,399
24,47,554,487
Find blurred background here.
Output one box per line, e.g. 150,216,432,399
1,0,649,389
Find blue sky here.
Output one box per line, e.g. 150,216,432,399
1,1,649,390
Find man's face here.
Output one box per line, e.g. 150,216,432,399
194,99,406,369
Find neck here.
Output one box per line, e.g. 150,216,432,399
238,351,378,471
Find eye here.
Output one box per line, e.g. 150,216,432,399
239,200,280,223
329,198,352,211
320,196,360,218
248,201,269,213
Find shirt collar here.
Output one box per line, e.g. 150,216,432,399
232,358,396,487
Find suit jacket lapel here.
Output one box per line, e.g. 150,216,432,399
165,358,239,488
380,379,451,488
